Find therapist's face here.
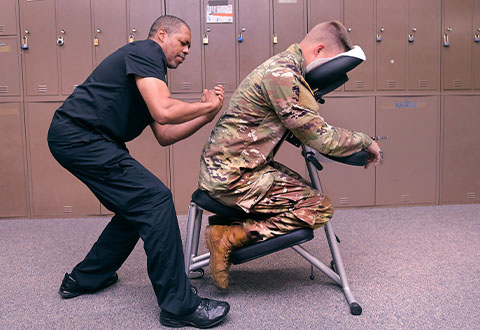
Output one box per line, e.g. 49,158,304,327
159,25,191,69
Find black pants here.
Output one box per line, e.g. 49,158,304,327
48,115,200,315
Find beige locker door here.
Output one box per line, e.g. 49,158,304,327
0,37,22,96
166,0,203,93
407,0,440,90
344,0,374,91
57,0,93,95
307,0,342,30
26,102,100,217
314,97,375,207
237,0,272,82
0,103,28,217
171,97,228,214
93,0,127,65
128,0,163,43
376,0,406,91
20,0,59,96
273,0,307,54
474,0,480,90
442,0,473,90
202,0,237,92
441,96,480,203
376,96,439,205
0,0,17,35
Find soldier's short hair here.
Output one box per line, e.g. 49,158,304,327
304,21,353,52
148,15,190,38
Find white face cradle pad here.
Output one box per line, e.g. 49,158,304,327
306,45,366,73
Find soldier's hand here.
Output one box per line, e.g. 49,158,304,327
365,140,382,169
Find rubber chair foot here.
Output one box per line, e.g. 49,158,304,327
350,302,362,315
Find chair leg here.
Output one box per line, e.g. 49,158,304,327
185,202,200,276
324,221,362,315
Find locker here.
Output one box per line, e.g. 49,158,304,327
20,0,60,96
407,0,440,90
441,96,480,203
0,37,22,96
26,102,100,217
56,0,93,95
93,0,127,65
474,0,480,90
166,0,203,93
202,0,237,92
0,0,17,36
442,0,474,90
343,0,374,91
171,96,229,214
307,0,342,31
376,0,407,91
237,0,272,82
128,0,163,43
273,0,307,55
314,97,375,207
376,96,439,205
0,103,28,217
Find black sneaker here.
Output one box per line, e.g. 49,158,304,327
59,272,118,299
160,298,230,328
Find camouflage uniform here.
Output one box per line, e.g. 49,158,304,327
198,44,372,241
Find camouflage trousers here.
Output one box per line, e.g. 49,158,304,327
209,162,334,242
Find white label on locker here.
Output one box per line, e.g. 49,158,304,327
206,5,233,23
0,44,10,52
395,101,418,108
278,0,298,3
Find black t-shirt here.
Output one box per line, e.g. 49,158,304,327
56,39,167,143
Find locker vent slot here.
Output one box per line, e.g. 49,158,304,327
400,194,411,203
453,80,463,88
354,81,365,89
0,86,8,94
208,0,228,5
418,80,428,88
63,206,73,213
386,80,396,88
37,85,48,93
338,197,349,206
466,192,476,200
0,25,5,33
181,82,191,91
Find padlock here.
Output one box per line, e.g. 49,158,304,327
408,34,414,43
376,33,382,42
202,34,209,45
443,33,450,47
57,35,64,46
128,34,135,43
238,34,243,43
273,33,278,44
475,34,480,43
94,36,99,46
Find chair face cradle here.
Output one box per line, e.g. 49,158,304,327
184,47,367,316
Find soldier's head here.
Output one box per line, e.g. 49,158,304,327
149,15,191,69
299,21,353,67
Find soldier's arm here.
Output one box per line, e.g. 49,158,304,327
263,67,372,157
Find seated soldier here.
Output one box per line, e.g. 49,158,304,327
198,21,382,289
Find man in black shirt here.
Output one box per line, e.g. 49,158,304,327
48,15,229,328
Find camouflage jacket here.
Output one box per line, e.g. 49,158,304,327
198,44,372,194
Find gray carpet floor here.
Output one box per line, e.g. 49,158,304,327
1,204,479,329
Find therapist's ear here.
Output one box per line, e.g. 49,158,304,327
157,28,168,43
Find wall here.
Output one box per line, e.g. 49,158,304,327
1,0,479,217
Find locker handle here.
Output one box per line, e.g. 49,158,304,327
443,33,450,47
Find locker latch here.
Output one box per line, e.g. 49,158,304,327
372,136,389,141
21,29,29,50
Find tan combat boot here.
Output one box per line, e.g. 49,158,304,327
205,225,250,289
